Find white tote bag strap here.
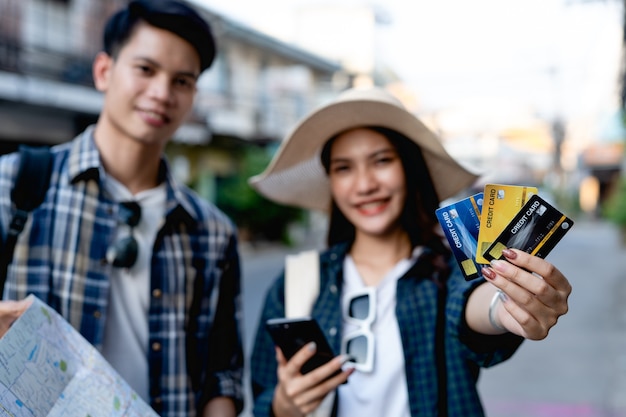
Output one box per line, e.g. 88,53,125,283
285,249,320,318
284,249,335,417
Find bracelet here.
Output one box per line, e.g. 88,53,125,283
489,290,507,332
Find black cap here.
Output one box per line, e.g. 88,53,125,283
105,0,216,72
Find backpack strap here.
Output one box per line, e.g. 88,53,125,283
0,145,53,298
284,249,319,318
284,249,335,417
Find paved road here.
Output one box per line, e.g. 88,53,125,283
478,219,626,417
239,218,626,416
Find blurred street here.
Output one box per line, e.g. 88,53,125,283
0,1,623,416
239,218,626,417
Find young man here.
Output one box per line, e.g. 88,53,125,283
0,1,243,416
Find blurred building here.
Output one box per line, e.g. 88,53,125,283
424,102,557,189
580,110,626,209
0,0,344,200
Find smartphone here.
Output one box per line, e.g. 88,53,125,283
265,316,337,374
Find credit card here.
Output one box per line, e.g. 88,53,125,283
476,184,538,264
436,192,484,280
482,194,574,262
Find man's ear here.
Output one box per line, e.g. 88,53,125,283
92,52,112,92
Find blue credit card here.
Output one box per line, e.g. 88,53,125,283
436,192,484,280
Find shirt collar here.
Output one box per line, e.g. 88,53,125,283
66,125,199,227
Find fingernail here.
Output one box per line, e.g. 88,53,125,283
499,291,509,302
342,363,356,372
502,248,516,260
338,354,353,365
307,342,317,351
490,259,507,272
481,266,496,280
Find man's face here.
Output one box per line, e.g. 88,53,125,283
94,21,200,149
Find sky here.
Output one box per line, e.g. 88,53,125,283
190,0,624,144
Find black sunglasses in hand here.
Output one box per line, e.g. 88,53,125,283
106,201,141,268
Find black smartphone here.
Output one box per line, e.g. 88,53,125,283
265,316,337,374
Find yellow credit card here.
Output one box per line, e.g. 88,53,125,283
476,184,538,264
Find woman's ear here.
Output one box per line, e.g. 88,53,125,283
92,52,113,92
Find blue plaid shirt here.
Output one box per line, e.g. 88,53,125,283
0,127,244,416
250,242,523,417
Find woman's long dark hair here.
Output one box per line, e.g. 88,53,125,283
320,126,447,255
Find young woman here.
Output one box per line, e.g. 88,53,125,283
248,87,571,417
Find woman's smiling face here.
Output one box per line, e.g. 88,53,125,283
328,128,407,239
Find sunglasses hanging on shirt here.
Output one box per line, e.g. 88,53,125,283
106,201,141,268
341,286,376,373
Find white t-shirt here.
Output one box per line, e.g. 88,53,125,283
100,174,166,402
337,252,419,417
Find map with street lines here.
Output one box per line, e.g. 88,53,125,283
0,295,157,417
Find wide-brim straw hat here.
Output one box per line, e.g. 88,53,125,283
249,87,479,212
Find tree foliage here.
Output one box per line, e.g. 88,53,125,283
215,147,304,243
604,175,626,228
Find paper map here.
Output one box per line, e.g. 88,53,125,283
0,295,157,417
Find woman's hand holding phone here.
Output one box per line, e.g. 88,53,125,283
272,342,354,417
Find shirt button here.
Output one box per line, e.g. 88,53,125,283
93,310,101,319
329,284,338,294
152,288,162,298
152,342,162,352
329,327,337,337
154,397,162,405
330,253,337,260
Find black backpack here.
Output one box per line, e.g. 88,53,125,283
0,146,53,299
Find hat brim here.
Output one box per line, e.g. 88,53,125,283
249,88,479,212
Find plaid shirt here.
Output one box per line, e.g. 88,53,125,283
251,242,523,417
0,127,244,416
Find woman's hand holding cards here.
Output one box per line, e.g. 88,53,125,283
481,248,572,340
